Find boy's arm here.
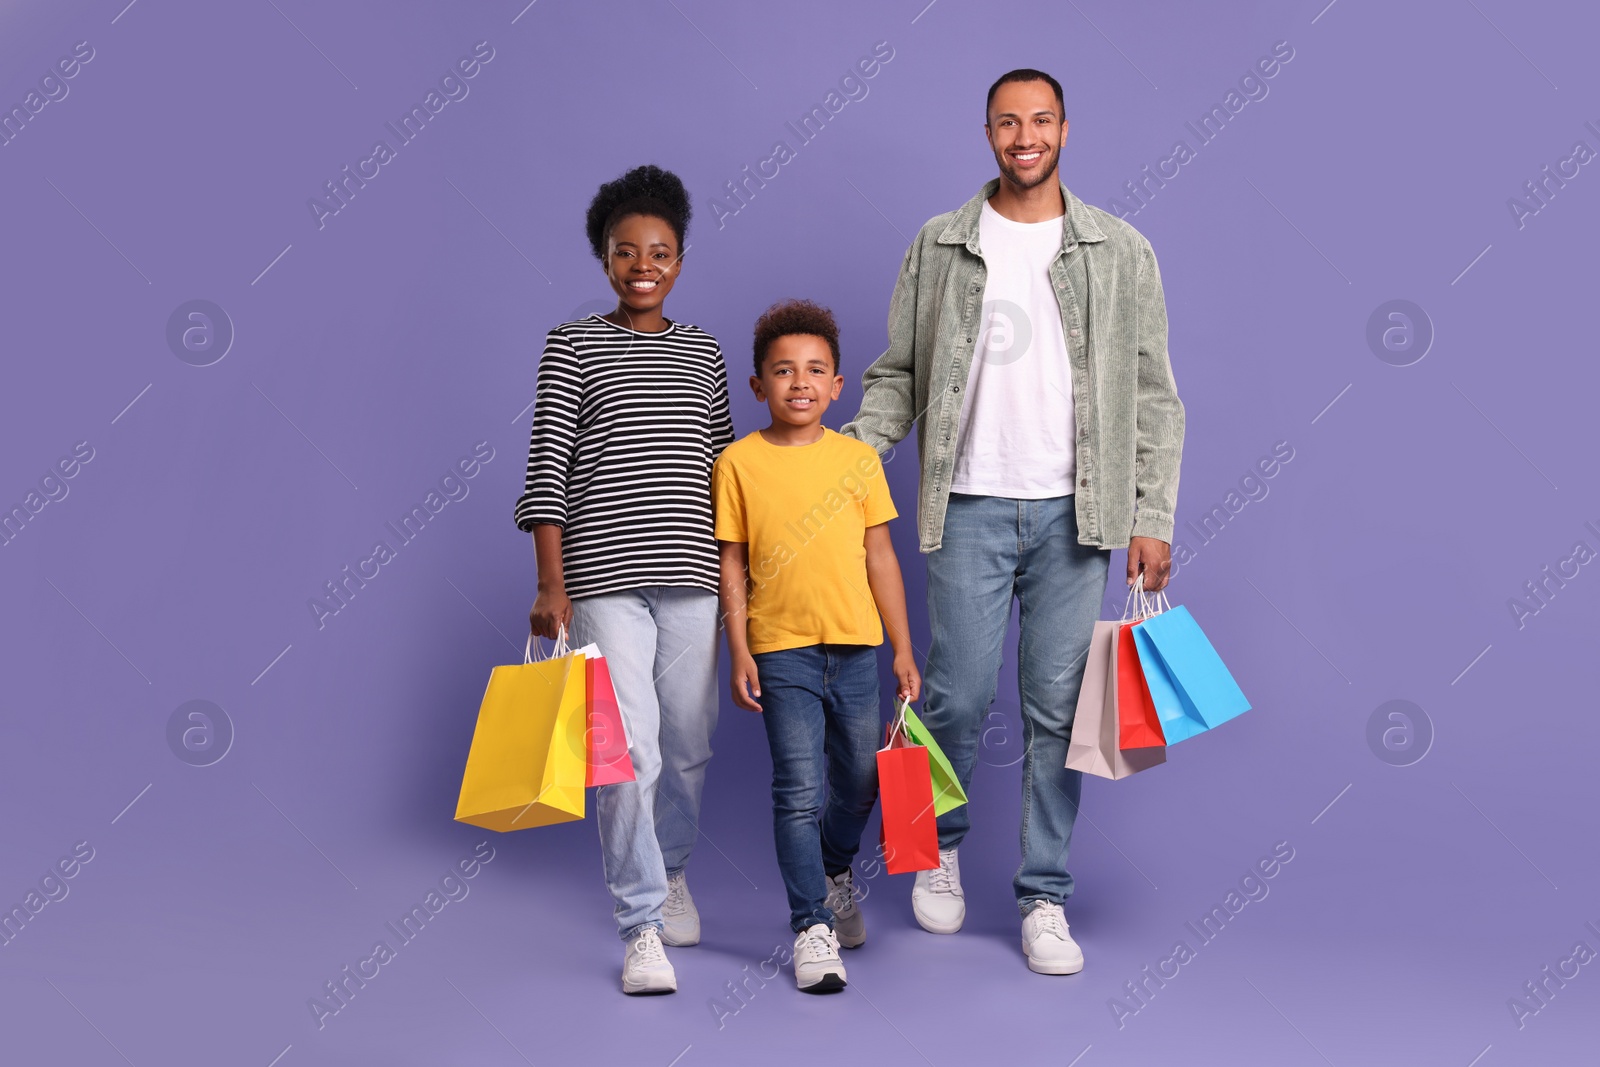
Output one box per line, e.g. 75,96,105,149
717,540,763,711
863,523,921,702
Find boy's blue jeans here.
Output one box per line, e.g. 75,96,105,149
922,493,1109,913
751,643,882,934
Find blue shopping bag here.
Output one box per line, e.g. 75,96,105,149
1131,623,1209,744
1136,601,1250,736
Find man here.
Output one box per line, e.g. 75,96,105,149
841,69,1184,975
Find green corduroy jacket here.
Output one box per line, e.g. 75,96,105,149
842,178,1185,552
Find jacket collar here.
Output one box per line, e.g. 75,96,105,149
937,177,1106,252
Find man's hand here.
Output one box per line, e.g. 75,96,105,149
892,650,922,704
1126,536,1172,593
730,653,763,712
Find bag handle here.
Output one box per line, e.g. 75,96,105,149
886,696,912,746
1123,572,1172,622
1121,574,1144,622
525,622,570,664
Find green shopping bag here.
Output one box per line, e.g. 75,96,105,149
898,700,968,816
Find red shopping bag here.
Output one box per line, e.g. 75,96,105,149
577,647,635,787
1116,621,1167,749
877,709,939,875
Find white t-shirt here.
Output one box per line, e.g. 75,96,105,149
950,199,1076,499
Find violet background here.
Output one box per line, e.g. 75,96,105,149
2,1,1596,1064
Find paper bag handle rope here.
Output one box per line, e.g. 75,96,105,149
1122,573,1171,622
523,622,570,665
886,696,913,746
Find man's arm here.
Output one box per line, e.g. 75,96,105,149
840,233,925,453
864,524,921,702
717,540,762,711
1127,239,1185,592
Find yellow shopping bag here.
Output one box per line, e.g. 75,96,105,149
455,631,588,831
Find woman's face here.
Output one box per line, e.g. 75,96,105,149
603,213,682,316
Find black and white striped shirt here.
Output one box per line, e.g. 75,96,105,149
515,315,735,599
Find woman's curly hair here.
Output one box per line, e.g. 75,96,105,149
752,299,841,374
584,164,692,260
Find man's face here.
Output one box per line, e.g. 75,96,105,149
985,80,1067,190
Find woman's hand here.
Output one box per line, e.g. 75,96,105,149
893,650,922,704
730,654,763,712
529,586,572,640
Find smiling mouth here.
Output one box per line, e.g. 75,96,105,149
785,397,815,407
1011,151,1043,164
626,279,658,292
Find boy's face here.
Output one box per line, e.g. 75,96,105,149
750,334,842,429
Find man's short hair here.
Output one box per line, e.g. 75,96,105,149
985,69,1065,123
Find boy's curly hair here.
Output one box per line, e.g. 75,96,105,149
752,299,841,374
584,165,691,260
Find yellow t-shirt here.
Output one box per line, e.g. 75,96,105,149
713,429,899,655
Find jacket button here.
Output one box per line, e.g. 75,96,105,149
966,336,973,343
1080,478,1089,488
1069,328,1081,337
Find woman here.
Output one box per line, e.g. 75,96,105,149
516,165,732,995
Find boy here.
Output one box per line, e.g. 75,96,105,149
714,299,921,993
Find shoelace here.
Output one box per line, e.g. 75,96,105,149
1029,904,1068,941
826,874,854,912
798,928,837,960
927,852,959,894
663,877,688,915
632,930,668,966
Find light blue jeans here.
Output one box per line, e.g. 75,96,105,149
569,586,720,940
922,493,1108,912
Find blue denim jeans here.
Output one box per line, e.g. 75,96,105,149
569,586,720,940
922,493,1108,912
751,644,882,933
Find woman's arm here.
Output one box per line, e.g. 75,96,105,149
518,329,582,636
529,524,570,639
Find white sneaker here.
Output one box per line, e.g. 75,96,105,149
621,926,677,995
911,848,965,934
1021,901,1084,975
792,924,847,992
825,869,865,948
661,870,700,947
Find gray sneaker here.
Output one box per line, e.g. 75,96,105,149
661,870,700,946
825,869,865,948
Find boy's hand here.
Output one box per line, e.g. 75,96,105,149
892,650,921,704
730,654,763,712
